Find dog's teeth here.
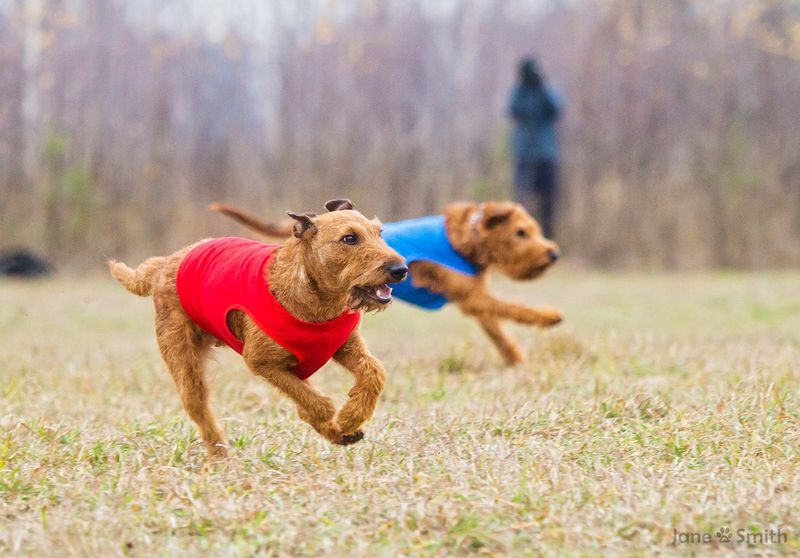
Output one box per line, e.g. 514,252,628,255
375,284,392,299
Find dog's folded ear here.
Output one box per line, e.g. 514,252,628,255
482,203,514,229
324,199,354,212
286,211,318,238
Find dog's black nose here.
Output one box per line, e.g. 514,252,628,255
548,249,560,263
388,263,408,281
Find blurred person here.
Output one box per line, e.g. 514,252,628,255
507,58,563,238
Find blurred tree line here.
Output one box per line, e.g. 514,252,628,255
1,0,799,268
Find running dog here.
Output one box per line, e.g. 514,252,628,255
110,199,407,457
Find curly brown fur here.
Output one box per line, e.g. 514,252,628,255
212,200,562,366
110,200,405,458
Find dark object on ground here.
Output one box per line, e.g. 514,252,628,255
0,250,53,278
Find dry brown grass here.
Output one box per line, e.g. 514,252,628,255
1,270,799,556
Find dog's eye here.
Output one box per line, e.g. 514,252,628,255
516,229,527,238
341,234,358,245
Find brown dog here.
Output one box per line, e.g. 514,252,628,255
110,200,407,457
211,200,562,366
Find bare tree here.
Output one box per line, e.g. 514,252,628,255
0,0,798,268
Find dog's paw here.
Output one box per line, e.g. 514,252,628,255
315,419,342,442
316,420,365,446
534,307,563,327
504,355,528,368
206,441,230,460
501,347,527,367
339,431,365,445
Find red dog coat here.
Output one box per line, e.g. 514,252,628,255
176,238,360,379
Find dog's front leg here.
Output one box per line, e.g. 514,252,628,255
460,293,562,327
243,350,359,446
476,315,526,365
332,332,386,440
410,261,562,327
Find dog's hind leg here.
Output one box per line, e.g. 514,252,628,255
476,316,525,366
332,333,386,440
154,299,228,458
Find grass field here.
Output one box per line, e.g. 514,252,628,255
1,270,799,556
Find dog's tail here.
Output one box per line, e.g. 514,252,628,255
108,257,164,296
209,202,293,239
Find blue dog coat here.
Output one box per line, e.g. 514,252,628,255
382,215,477,310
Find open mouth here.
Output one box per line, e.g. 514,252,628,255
356,283,393,304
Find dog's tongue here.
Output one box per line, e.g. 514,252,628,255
373,284,392,301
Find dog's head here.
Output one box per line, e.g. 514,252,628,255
471,201,559,280
287,199,407,313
